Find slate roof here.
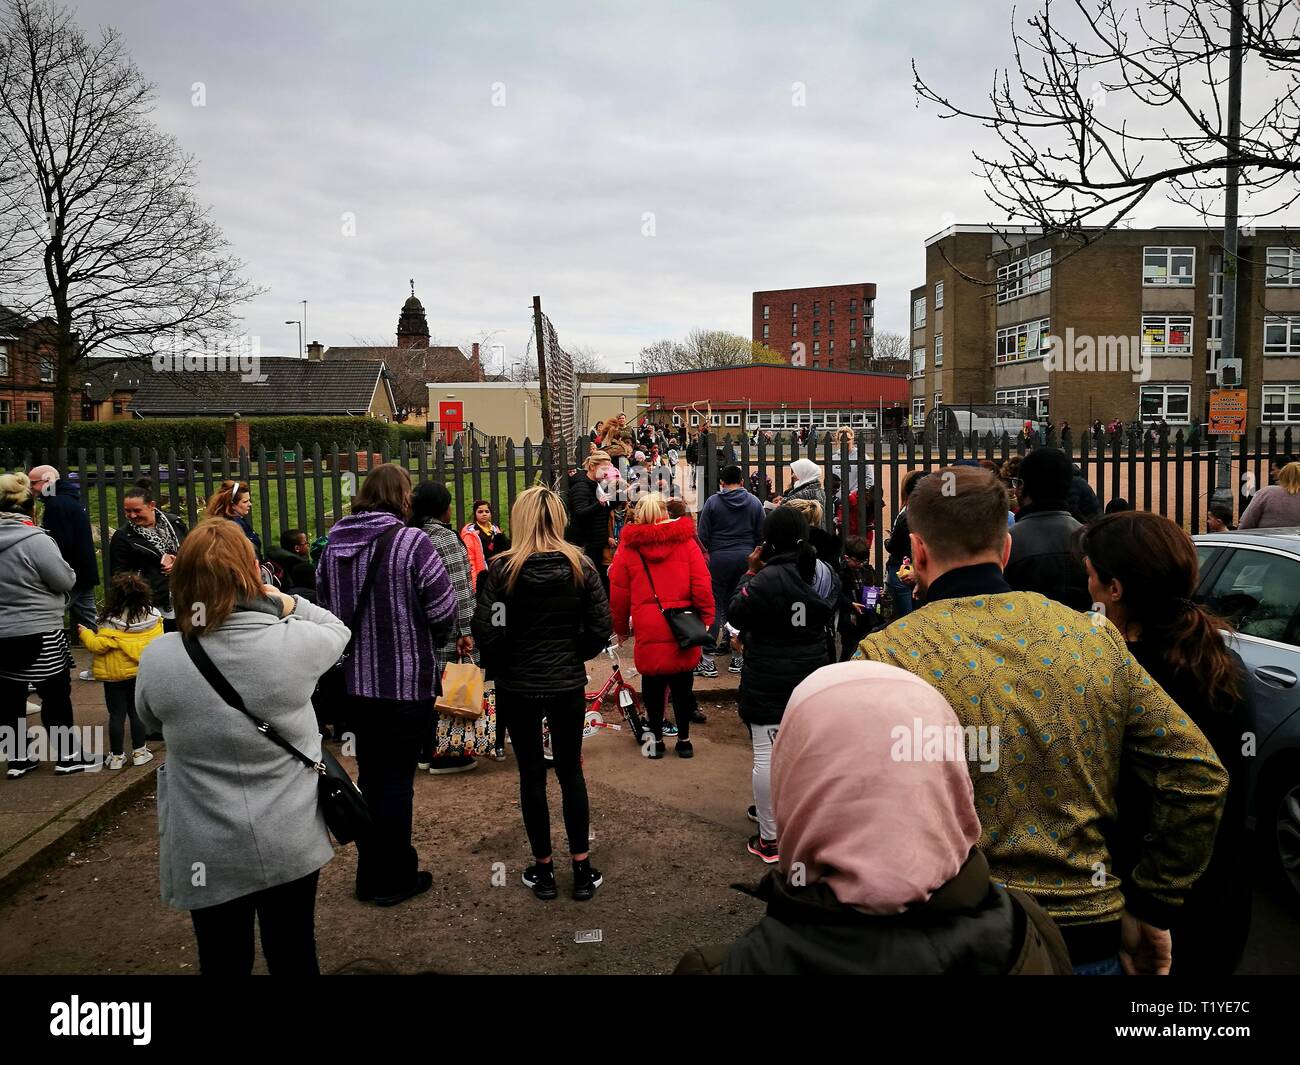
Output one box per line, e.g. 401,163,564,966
323,344,483,382
128,359,392,416
78,358,151,400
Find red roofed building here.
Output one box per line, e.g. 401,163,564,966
626,363,908,434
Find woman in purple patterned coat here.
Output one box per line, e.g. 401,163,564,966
317,463,456,907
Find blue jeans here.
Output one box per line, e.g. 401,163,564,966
885,563,913,617
1072,955,1122,976
68,587,98,633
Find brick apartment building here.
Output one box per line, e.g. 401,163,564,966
2,306,160,425
752,283,877,370
907,224,1300,433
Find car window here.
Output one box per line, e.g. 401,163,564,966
1202,547,1300,646
1194,545,1219,590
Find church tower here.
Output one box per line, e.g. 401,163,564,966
397,279,430,349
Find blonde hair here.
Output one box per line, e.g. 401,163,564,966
172,519,264,635
584,450,611,470
1280,462,1300,494
0,471,34,512
496,486,586,594
632,492,669,524
787,497,824,528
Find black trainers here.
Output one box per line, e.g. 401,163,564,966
675,740,694,759
729,655,744,674
373,870,433,907
661,720,678,737
572,859,603,902
54,756,93,775
746,835,779,864
5,759,38,779
522,862,558,901
647,739,666,760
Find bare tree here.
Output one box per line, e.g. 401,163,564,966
914,0,1300,248
637,328,785,372
507,337,606,381
0,0,261,446
871,330,909,363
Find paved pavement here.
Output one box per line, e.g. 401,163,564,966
0,638,739,898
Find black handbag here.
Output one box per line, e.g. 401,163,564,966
636,551,712,649
182,632,371,846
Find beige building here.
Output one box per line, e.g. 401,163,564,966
910,223,1300,433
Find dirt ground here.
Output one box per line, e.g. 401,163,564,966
0,699,765,976
2,691,1298,976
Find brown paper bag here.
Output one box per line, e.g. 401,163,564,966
436,661,485,720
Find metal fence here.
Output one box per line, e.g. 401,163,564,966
4,424,1293,586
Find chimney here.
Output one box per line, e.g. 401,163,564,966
470,342,484,380
306,341,324,361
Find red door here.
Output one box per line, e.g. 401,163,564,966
439,401,464,444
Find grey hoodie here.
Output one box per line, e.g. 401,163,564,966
0,513,76,638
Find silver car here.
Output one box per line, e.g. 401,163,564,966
1194,529,1300,905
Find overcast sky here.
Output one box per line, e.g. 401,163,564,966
64,0,1242,367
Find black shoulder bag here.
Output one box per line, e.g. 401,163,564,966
182,632,371,846
637,551,711,648
316,524,402,707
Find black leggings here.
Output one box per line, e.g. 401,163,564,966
190,870,321,975
0,669,74,761
498,688,589,859
103,678,146,755
641,671,697,741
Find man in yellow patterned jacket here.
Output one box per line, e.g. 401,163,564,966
855,466,1227,975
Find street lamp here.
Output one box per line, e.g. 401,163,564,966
624,359,636,374
284,320,302,358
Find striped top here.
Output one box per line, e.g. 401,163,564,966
316,510,457,702
0,629,74,683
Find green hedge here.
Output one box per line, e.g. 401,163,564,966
0,416,402,459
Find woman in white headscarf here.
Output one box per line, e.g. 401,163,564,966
781,458,825,509
674,661,1071,975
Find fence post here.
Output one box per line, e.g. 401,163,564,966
311,444,325,536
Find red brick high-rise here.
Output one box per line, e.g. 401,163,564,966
752,283,876,370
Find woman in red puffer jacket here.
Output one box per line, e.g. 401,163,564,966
609,492,715,760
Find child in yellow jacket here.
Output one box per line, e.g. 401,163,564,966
78,572,164,771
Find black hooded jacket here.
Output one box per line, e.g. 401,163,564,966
41,479,98,590
727,551,833,726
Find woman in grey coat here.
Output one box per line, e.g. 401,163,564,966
0,472,83,778
136,519,350,975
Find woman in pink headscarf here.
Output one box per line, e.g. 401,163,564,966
675,662,1071,975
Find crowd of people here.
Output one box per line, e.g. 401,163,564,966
0,435,1279,976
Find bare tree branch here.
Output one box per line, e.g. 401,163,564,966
0,0,262,445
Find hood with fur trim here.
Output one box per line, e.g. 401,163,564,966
616,514,699,562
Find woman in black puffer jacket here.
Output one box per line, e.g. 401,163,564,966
727,507,833,865
473,486,611,904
